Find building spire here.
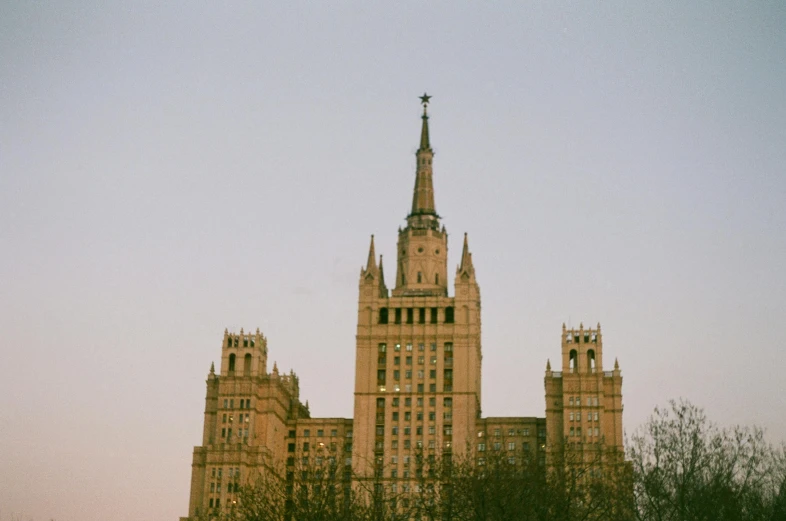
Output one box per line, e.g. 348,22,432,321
419,93,431,150
410,93,438,221
366,235,378,272
459,233,474,273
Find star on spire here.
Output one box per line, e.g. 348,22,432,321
419,92,432,106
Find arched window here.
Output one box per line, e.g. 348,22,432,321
227,337,232,347
587,349,596,373
379,308,389,324
244,353,252,376
435,273,439,284
228,353,236,374
569,350,578,373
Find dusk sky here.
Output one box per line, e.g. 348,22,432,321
1,2,785,520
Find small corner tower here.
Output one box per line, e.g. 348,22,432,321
544,323,623,465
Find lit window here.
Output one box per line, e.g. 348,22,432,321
395,343,401,351
508,442,515,450
508,429,515,436
378,344,386,352
478,443,486,451
406,343,413,351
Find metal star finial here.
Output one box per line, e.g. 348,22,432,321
419,93,432,106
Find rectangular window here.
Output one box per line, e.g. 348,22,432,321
405,370,412,379
508,442,516,450
417,397,423,407
392,427,398,435
395,343,401,351
405,397,411,406
430,308,438,324
377,370,386,382
392,440,398,449
406,357,412,366
416,412,423,421
494,442,502,451
405,440,411,449
416,426,423,435
478,443,486,451
406,343,413,352
417,370,424,379
406,308,414,324
419,308,425,324
317,429,324,437
392,397,399,407
303,442,310,451
304,429,310,437
569,412,574,421
429,412,436,421
378,343,386,352
405,412,411,421
394,370,400,380
444,369,452,379
431,357,437,365
395,308,402,324
429,384,436,392
429,426,436,434
594,412,599,421
523,428,529,436
418,356,424,364
508,429,515,436
376,426,384,435
417,383,424,393
569,397,574,406
570,427,575,436
394,356,400,365
392,412,399,421
404,426,411,435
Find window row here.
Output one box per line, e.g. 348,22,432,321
226,337,257,348
569,411,600,422
568,396,600,406
222,398,252,409
569,426,601,437
222,413,251,424
209,467,239,479
379,307,454,325
378,342,453,353
378,397,451,408
291,428,341,438
226,353,254,375
387,425,453,436
221,428,249,438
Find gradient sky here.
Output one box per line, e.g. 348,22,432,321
1,2,785,520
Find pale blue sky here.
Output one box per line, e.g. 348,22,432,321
1,2,785,520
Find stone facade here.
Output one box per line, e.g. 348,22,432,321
179,98,624,520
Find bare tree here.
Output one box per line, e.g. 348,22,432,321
628,399,784,521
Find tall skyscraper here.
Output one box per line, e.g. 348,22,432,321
179,96,624,520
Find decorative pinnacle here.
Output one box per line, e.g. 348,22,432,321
614,358,619,370
210,362,215,374
546,359,551,371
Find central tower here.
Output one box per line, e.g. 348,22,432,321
352,95,482,483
